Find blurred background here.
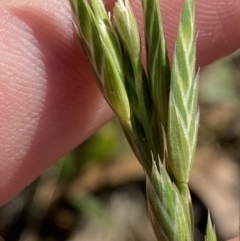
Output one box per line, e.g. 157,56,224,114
0,50,239,241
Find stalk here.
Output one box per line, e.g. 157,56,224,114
70,0,217,240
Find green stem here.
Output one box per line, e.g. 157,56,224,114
177,183,194,239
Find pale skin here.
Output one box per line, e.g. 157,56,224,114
0,0,239,239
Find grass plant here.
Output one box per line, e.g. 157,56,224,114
70,0,217,240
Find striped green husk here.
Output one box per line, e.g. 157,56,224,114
71,0,131,127
113,0,161,169
142,0,170,128
142,0,171,163
206,213,217,241
167,0,199,184
146,160,191,241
